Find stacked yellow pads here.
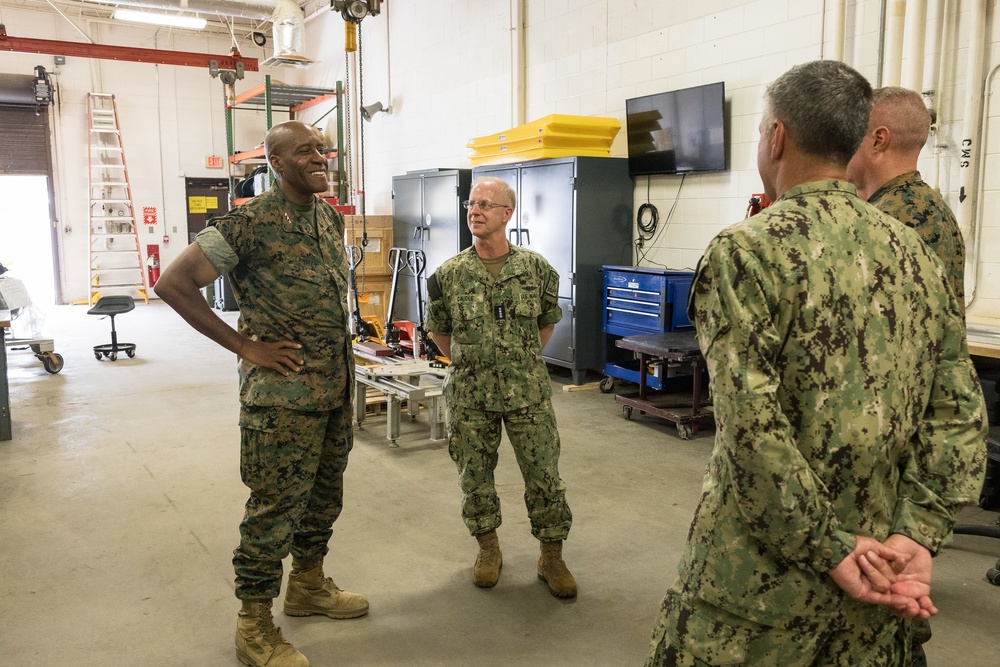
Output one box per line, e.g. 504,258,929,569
467,114,621,166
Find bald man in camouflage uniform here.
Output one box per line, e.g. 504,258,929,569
426,176,576,598
646,61,986,666
848,86,966,313
156,121,366,667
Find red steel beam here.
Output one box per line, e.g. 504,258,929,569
0,31,259,72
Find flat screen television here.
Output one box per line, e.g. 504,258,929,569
625,82,726,176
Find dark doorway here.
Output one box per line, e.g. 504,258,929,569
183,178,229,243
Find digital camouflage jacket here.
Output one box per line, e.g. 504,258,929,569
426,244,562,412
869,170,965,310
679,180,986,627
196,185,352,411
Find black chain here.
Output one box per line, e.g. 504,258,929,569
357,22,368,254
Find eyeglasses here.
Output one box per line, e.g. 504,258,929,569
462,200,510,211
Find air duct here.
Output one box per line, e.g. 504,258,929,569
271,0,305,58
259,0,316,67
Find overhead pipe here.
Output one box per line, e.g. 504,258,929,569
510,0,526,128
901,0,927,90
876,0,887,86
968,61,1000,316
959,0,988,310
928,0,950,188
44,0,94,44
827,0,846,62
882,0,906,86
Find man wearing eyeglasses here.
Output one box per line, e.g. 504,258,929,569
425,176,576,598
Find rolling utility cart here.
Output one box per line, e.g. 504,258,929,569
4,332,64,374
0,276,64,374
613,331,713,440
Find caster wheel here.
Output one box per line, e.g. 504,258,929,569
43,353,65,374
677,424,692,440
94,352,103,361
599,377,615,393
622,405,633,420
126,349,136,358
109,352,118,361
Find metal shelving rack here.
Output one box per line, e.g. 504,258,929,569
225,75,350,212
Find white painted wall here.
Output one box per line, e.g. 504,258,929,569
0,0,995,328
302,0,999,328
0,6,271,304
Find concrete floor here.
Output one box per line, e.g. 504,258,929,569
2,301,999,666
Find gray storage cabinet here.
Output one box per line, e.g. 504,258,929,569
473,156,633,384
390,169,472,325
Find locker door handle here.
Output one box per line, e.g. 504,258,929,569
508,227,518,245
521,228,530,246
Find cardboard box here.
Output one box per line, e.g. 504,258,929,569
350,276,391,325
344,214,392,229
345,224,393,276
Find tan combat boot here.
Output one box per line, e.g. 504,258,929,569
473,529,503,587
236,599,309,667
538,540,577,598
283,557,369,619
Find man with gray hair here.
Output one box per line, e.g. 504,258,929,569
847,86,966,312
646,60,986,665
425,176,576,598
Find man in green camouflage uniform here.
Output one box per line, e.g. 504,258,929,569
646,61,987,666
156,121,367,667
848,86,966,313
847,85,971,667
425,176,576,598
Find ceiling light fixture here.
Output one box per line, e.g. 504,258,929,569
112,8,208,30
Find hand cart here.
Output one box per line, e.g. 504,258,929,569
613,331,712,439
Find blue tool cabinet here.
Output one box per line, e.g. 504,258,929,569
601,266,695,391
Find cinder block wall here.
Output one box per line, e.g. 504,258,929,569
0,1,996,323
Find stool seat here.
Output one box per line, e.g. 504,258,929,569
87,295,135,317
88,295,136,361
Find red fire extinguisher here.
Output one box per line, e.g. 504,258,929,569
146,244,160,287
745,192,773,218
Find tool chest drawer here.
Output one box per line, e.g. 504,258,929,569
601,266,695,392
602,266,694,335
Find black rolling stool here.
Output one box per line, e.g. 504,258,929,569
87,295,136,361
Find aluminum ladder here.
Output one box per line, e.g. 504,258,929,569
87,92,147,305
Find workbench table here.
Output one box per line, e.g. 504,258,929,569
353,353,448,447
613,331,713,439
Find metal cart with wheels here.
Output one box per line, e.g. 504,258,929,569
5,334,64,374
0,276,64,374
613,331,713,439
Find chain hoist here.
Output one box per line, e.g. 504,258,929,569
356,23,368,256
334,1,381,303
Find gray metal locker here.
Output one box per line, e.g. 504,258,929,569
390,169,472,326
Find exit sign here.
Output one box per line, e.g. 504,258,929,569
206,156,223,169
